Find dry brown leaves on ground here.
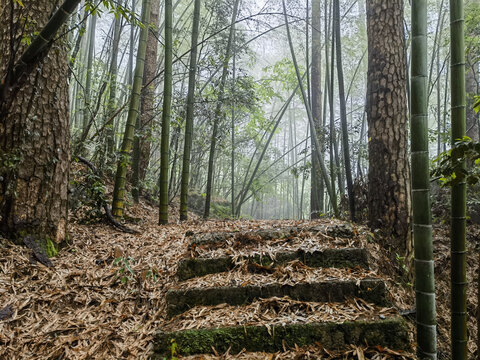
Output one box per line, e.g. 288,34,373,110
181,344,416,360
171,265,380,290
0,201,420,359
162,296,398,333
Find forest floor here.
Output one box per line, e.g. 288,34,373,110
0,196,478,359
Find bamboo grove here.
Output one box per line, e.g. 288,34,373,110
0,0,479,357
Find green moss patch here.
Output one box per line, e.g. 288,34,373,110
166,279,387,317
177,248,369,281
152,317,410,357
45,237,59,257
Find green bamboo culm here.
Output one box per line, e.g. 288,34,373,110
13,0,81,77
281,0,338,217
158,0,173,225
411,0,437,358
112,0,151,217
0,0,81,104
179,0,201,221
203,0,240,219
82,14,97,134
449,0,467,358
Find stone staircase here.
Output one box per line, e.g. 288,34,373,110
152,224,411,358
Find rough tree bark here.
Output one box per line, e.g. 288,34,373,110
0,0,71,253
366,0,411,256
139,0,161,182
132,0,160,202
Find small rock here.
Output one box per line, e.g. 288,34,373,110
0,305,13,321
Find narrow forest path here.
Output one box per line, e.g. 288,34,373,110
152,223,414,359
0,201,418,359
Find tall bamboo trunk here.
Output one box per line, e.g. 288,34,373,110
333,0,355,221
411,0,437,358
310,0,324,219
179,0,201,220
82,14,97,136
324,0,337,213
231,30,236,218
203,0,240,219
101,5,122,168
178,3,201,219
282,0,337,217
112,0,151,217
449,0,467,357
158,0,173,224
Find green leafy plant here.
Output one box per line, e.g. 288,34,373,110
170,339,179,360
432,136,480,187
113,256,136,284
146,266,160,282
474,95,480,114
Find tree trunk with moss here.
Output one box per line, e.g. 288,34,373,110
366,0,411,256
0,0,71,254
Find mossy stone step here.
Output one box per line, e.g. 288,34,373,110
177,248,369,281
166,279,387,317
151,317,409,357
188,224,354,249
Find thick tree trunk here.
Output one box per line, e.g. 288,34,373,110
132,0,160,202
0,0,70,252
139,0,161,181
366,0,411,255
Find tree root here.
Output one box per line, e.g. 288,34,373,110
76,156,139,234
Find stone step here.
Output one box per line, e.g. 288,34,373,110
152,317,409,357
166,278,387,317
188,223,354,249
177,248,369,281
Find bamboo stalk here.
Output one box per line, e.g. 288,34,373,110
411,0,437,358
179,0,201,221
112,0,151,217
449,0,467,358
158,0,173,225
282,0,338,217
